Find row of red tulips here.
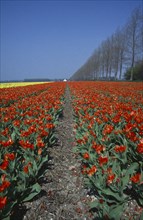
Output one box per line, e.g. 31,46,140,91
0,83,53,107
68,81,143,219
0,82,66,219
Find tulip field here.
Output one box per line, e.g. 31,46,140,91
0,82,66,219
69,81,143,219
0,81,143,219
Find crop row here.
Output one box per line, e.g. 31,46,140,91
0,82,66,219
69,81,143,219
0,83,53,107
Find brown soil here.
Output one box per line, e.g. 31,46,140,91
11,86,91,220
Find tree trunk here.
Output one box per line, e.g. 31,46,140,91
130,67,134,81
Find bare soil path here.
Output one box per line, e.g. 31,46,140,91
12,85,90,220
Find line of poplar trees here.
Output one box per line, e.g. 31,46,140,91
70,8,143,81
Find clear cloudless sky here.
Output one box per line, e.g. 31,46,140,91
1,0,143,81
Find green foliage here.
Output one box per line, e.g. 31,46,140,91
124,61,143,80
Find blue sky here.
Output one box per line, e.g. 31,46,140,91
1,0,142,81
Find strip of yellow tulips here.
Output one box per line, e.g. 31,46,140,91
0,82,51,88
